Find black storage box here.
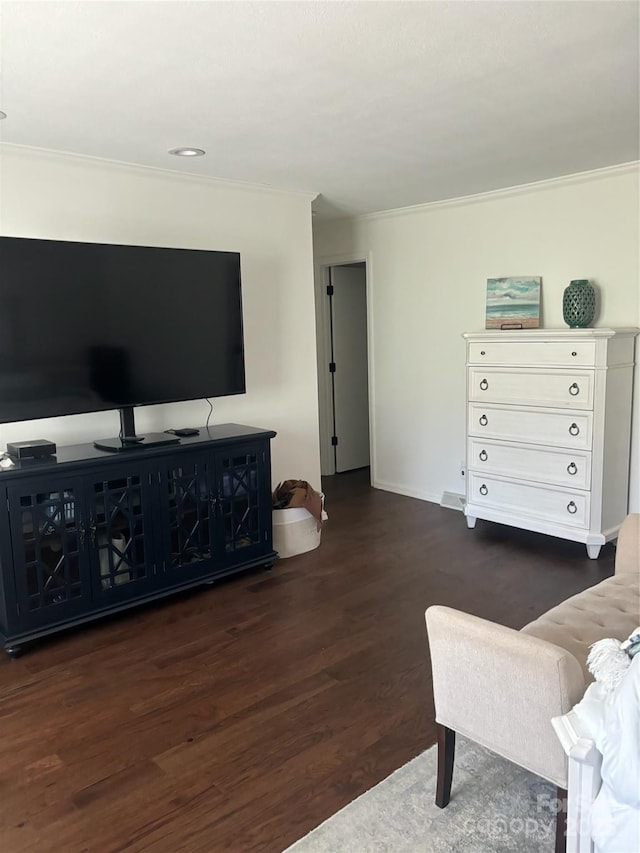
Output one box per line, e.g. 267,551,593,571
7,439,57,460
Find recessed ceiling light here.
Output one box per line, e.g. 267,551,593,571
168,147,205,157
0,111,7,120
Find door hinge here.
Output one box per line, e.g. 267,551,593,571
331,436,338,447
326,284,334,296
329,362,336,373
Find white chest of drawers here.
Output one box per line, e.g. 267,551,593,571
463,328,638,558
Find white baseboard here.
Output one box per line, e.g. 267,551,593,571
372,479,440,504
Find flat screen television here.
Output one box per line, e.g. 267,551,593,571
0,236,246,451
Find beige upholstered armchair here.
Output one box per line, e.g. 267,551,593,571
425,513,639,853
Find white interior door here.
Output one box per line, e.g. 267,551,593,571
330,265,370,472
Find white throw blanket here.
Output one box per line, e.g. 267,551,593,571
574,654,640,853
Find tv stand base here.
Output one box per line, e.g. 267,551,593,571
93,433,180,452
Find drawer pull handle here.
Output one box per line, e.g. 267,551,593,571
479,378,489,391
571,351,577,357
569,382,580,396
567,462,578,475
479,484,488,496
479,415,488,426
567,501,577,514
569,423,580,436
479,450,488,462
480,350,486,356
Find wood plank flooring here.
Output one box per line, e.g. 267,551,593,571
0,469,615,852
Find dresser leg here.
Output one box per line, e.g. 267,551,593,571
586,544,601,559
465,515,477,529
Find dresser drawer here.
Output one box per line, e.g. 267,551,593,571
468,473,590,528
469,368,594,410
468,340,596,367
468,404,593,450
467,438,591,489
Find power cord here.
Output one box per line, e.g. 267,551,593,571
205,398,213,432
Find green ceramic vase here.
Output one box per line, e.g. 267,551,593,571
563,279,595,328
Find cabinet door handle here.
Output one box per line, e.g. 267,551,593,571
479,484,488,496
209,492,218,512
479,449,488,462
479,378,489,391
569,382,580,396
479,414,488,426
78,520,86,548
567,462,578,476
89,516,97,548
569,423,580,436
567,501,577,514
571,351,577,357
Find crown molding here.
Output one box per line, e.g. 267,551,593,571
0,142,318,203
356,161,640,223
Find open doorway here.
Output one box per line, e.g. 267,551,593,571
315,259,371,477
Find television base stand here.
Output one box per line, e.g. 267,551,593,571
93,433,180,453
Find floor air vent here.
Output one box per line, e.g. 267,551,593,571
440,492,466,512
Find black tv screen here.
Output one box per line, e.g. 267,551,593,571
0,237,246,424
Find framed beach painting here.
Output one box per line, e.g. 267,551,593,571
485,277,541,329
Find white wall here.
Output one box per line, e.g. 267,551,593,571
0,145,322,488
313,165,640,512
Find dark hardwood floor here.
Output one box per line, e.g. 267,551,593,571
0,469,614,852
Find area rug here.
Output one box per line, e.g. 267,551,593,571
283,737,558,852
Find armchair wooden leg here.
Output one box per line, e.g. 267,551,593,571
555,786,567,853
435,724,455,808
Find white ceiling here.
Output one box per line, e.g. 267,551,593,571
1,1,638,219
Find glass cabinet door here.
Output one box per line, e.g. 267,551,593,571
158,454,216,580
8,477,90,628
217,444,269,567
87,464,156,601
